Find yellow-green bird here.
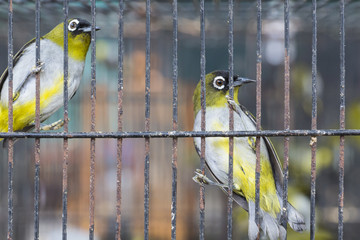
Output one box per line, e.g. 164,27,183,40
193,70,306,240
0,18,99,137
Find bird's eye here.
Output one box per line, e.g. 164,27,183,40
213,76,226,90
68,19,79,32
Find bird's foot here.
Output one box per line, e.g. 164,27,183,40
192,169,228,188
225,95,242,115
248,136,257,152
40,119,66,131
31,61,44,74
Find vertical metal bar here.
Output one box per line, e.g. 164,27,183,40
199,0,206,239
171,0,178,239
89,1,97,239
7,0,14,239
281,0,290,233
115,0,124,239
310,0,318,239
34,0,41,238
255,0,262,234
227,0,234,239
338,0,345,239
62,1,69,239
144,0,151,239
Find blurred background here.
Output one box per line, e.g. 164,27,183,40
1,0,360,239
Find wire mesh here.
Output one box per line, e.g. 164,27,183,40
1,0,356,239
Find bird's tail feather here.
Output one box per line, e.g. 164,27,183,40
248,201,259,240
277,194,307,232
287,203,306,232
248,201,286,240
248,200,306,240
261,211,286,240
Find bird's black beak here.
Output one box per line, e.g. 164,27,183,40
233,76,256,87
80,26,101,33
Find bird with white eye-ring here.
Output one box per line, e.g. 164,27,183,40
192,70,306,240
0,18,100,142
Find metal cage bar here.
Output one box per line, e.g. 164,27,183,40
171,0,178,239
116,0,124,239
1,129,360,139
338,0,346,239
255,0,262,233
7,0,14,239
281,0,291,233
226,0,234,239
33,0,41,238
199,0,206,239
144,0,151,239
310,0,318,239
62,0,69,239
89,0,97,238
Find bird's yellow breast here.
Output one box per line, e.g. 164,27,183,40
0,74,64,133
196,107,281,217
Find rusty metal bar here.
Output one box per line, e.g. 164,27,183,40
62,0,69,239
255,0,262,233
89,0,97,239
227,0,234,239
171,0,178,239
310,0,318,239
144,0,151,239
1,129,360,139
199,0,206,239
34,0,41,131
33,0,41,238
338,0,345,239
281,0,290,234
7,0,14,239
115,0,124,239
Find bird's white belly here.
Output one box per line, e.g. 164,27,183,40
193,107,268,184
0,39,84,122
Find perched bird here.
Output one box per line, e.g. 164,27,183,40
0,18,99,138
192,70,306,240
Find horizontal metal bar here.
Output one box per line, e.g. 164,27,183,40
1,129,360,139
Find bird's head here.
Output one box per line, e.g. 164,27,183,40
43,18,100,61
193,70,255,114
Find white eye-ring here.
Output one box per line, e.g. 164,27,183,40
213,76,226,90
68,19,79,32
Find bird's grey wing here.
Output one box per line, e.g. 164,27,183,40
194,143,249,211
0,38,36,99
237,104,284,195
